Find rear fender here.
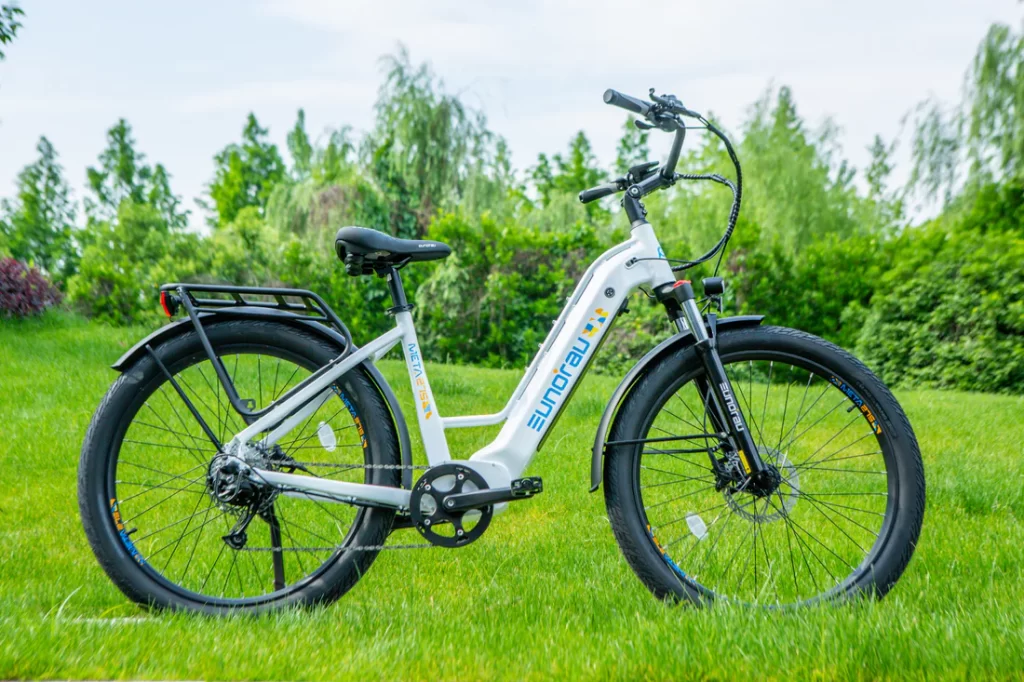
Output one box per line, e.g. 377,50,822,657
111,309,415,489
590,315,764,491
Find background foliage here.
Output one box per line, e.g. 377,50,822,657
1,13,1022,393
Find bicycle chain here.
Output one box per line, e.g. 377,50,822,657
241,542,435,553
290,462,431,471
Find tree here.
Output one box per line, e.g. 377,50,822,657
287,109,314,181
207,113,286,226
531,131,606,221
0,137,78,281
70,200,200,323
71,123,193,320
0,3,23,60
85,119,188,229
614,118,651,172
86,119,148,214
966,23,1024,182
864,134,904,229
908,21,1024,203
366,48,493,237
315,126,355,185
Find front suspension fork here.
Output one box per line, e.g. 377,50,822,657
657,280,767,479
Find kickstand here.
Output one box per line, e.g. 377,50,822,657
262,505,286,591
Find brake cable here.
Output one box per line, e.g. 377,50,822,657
623,112,743,278
673,115,743,278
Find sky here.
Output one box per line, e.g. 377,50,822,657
0,1,1021,230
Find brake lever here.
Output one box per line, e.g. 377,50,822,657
649,88,684,110
634,120,655,130
648,88,702,120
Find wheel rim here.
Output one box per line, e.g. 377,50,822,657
636,351,897,607
106,346,375,605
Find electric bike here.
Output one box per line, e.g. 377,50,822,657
78,88,925,613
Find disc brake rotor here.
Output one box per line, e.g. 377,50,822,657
724,450,799,522
410,463,492,548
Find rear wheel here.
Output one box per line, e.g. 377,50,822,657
78,320,401,614
603,326,925,607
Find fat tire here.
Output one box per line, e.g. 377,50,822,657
603,325,925,606
78,319,401,614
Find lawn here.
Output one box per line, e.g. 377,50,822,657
1,314,1023,681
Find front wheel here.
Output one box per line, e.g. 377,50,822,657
603,326,925,607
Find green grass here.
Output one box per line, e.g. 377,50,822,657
1,313,1023,681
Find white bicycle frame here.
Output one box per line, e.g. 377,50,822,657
228,222,677,512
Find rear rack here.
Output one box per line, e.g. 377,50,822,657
157,282,355,424
160,282,352,344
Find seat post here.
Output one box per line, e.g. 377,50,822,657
382,266,414,314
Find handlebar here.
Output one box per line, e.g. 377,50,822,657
579,181,624,204
580,87,695,205
603,89,651,117
582,87,745,275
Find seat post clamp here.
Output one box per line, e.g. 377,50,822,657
386,304,416,316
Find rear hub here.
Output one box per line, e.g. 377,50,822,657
207,454,267,508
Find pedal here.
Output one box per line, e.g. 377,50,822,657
510,477,543,498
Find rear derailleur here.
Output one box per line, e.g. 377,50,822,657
207,453,279,550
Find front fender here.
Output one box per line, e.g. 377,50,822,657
590,315,764,491
111,311,415,489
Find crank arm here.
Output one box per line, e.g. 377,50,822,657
442,477,543,512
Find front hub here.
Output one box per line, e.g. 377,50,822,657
750,463,784,497
722,449,799,523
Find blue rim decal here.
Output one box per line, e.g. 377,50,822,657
828,376,883,435
648,525,687,578
333,386,367,450
110,499,145,565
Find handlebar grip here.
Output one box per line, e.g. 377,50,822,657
579,183,620,204
603,89,651,117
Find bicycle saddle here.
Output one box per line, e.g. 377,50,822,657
335,226,451,276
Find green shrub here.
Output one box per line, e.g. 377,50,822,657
855,222,1024,393
68,201,213,324
415,211,606,367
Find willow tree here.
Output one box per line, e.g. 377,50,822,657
909,21,1024,204
365,48,496,238
0,3,23,60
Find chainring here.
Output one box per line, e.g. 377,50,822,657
410,463,492,548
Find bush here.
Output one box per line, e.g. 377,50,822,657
855,222,1024,393
415,211,606,367
0,258,62,317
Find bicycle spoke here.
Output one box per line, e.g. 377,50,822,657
760,361,773,452
178,501,216,582
147,508,230,560
141,402,207,468
120,473,208,522
639,354,892,606
116,480,207,497
644,485,718,511
798,432,877,470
